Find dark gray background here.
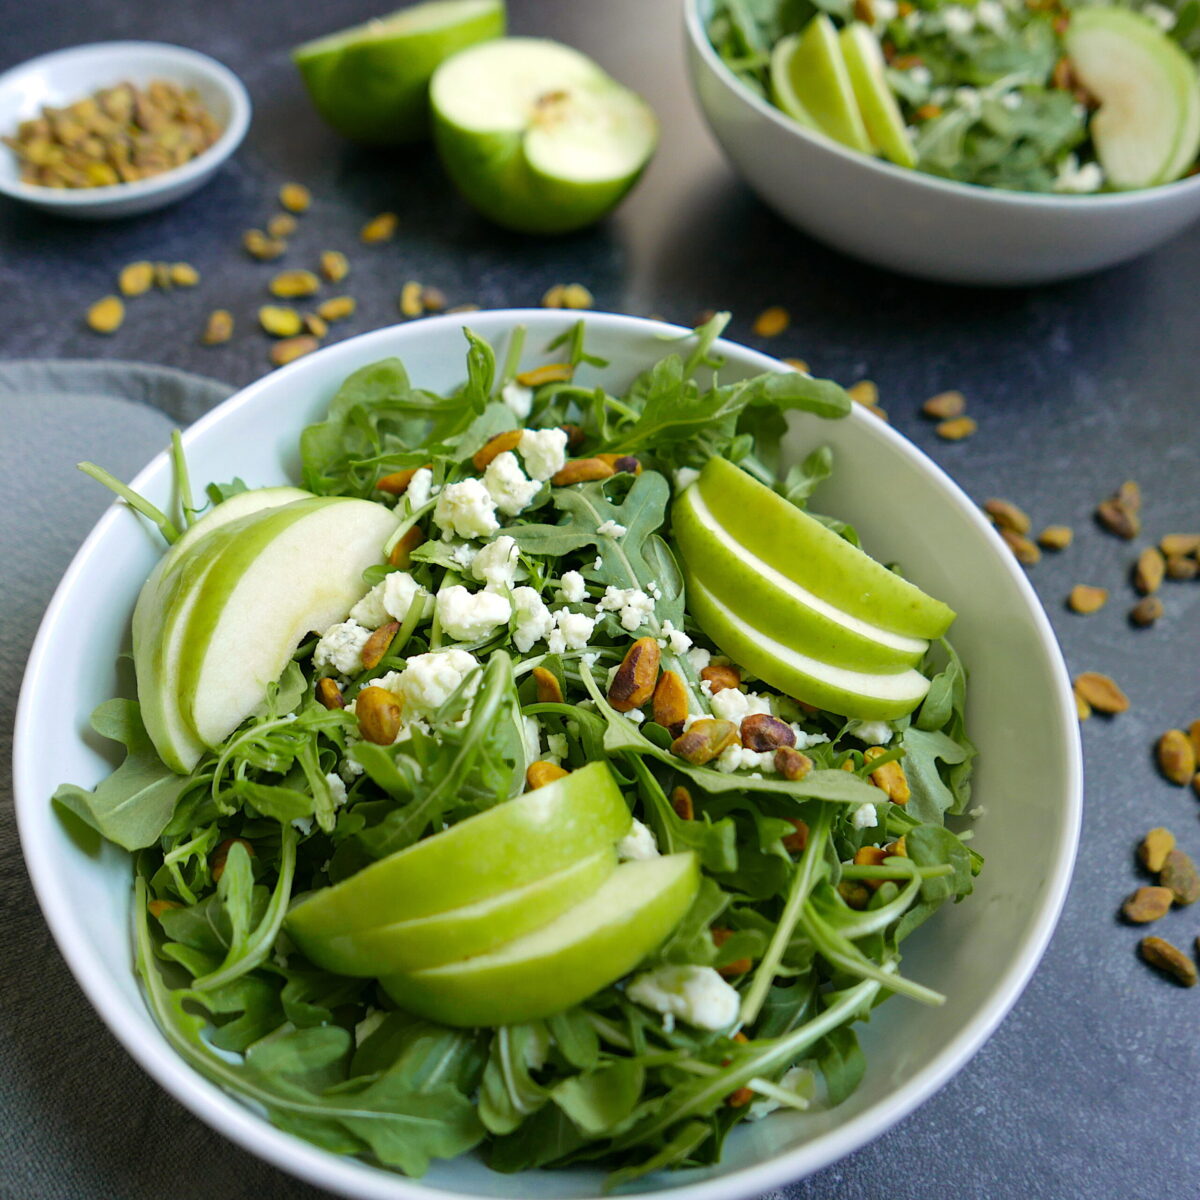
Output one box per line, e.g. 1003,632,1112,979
2,1,1198,1198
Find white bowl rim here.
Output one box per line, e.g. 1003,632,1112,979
0,40,251,208
683,0,1200,211
13,309,1083,1200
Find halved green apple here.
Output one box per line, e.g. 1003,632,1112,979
839,23,916,168
381,852,699,1027
769,15,871,154
687,575,931,720
294,0,506,144
429,37,657,234
691,457,954,639
672,485,928,673
1065,7,1200,188
289,848,617,975
286,761,630,942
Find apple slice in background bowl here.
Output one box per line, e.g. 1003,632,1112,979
13,311,1081,1199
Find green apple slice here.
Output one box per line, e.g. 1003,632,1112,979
133,487,314,773
164,497,398,755
430,37,658,234
294,0,506,145
1065,7,1200,189
673,485,927,673
687,575,931,720
286,760,630,943
380,853,699,1027
839,23,916,168
289,848,616,976
768,16,871,154
691,457,954,640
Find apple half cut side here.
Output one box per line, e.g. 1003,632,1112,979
285,760,631,942
839,23,916,169
289,848,617,976
293,0,506,145
430,37,658,234
380,852,700,1027
1065,7,1200,189
687,575,932,721
673,485,928,673
768,15,871,154
689,456,955,640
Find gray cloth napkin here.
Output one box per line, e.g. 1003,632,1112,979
0,361,338,1200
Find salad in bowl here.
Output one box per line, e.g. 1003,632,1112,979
16,312,1079,1197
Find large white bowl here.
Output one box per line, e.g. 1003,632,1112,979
0,41,250,219
684,0,1200,285
13,311,1081,1198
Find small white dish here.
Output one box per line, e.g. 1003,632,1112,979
684,0,1200,285
0,41,250,220
14,311,1082,1198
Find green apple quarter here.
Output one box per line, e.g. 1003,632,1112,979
286,761,630,943
294,0,506,145
288,848,617,976
429,37,658,234
380,852,700,1027
1065,6,1200,188
839,22,916,168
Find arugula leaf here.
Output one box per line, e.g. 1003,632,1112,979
53,700,197,850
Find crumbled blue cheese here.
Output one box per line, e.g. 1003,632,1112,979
709,687,772,725
548,608,596,654
349,571,432,628
324,772,348,808
871,0,897,21
975,0,1007,31
685,646,712,672
659,619,693,655
471,535,520,590
449,541,478,570
597,585,655,632
436,585,512,642
517,427,569,481
433,478,499,539
617,817,659,861
1000,91,1022,112
405,467,434,511
848,719,894,746
596,519,627,538
625,965,740,1032
1053,154,1104,194
793,728,830,751
717,744,778,773
501,381,533,420
522,714,541,764
908,65,932,88
483,451,541,516
394,649,479,717
942,5,975,33
511,587,554,654
953,86,982,116
313,620,372,675
559,569,587,603
546,732,568,762
851,803,880,830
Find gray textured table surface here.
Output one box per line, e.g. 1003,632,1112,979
2,1,1199,1198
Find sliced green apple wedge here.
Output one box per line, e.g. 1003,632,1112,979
381,852,699,1027
1065,7,1200,188
290,847,616,976
286,761,630,944
768,15,871,154
692,457,954,640
673,484,928,673
839,23,916,168
687,575,931,720
430,37,657,234
133,487,313,773
294,0,506,144
177,498,400,749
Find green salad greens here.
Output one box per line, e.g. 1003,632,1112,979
57,316,979,1185
708,0,1200,192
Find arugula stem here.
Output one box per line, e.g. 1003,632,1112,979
192,825,297,991
740,806,832,1027
171,431,196,528
498,324,527,390
78,461,180,544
